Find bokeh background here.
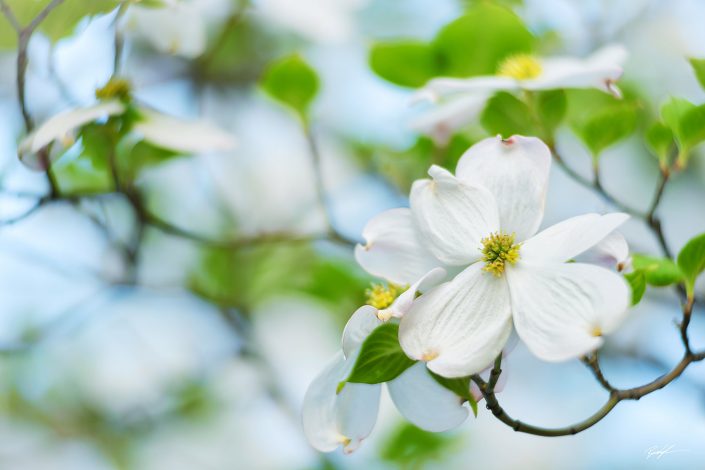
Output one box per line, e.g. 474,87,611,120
1,0,705,468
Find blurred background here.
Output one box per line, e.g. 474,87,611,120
1,0,705,468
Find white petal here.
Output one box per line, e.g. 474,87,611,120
133,109,237,154
525,45,627,97
521,213,629,263
507,262,630,362
592,231,630,271
399,263,513,378
380,267,447,320
410,165,499,266
302,352,381,453
19,101,126,169
355,208,441,285
455,135,551,241
387,362,468,432
409,94,489,145
412,76,517,103
341,305,381,358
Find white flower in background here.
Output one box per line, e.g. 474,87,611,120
410,45,627,141
122,0,233,58
409,93,489,146
356,135,631,378
254,0,369,43
18,87,237,170
303,305,470,454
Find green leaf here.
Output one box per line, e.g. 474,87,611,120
645,122,674,164
52,123,114,194
430,371,478,417
577,105,638,155
535,89,567,134
432,3,534,77
631,254,684,287
660,97,705,153
480,91,537,137
688,57,705,90
624,270,647,306
677,233,705,297
380,422,461,468
260,54,319,118
343,323,416,386
369,41,438,88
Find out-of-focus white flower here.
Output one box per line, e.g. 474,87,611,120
18,100,237,170
122,0,232,58
409,94,489,145
410,45,628,139
356,135,631,378
254,0,369,43
302,306,470,454
415,45,627,103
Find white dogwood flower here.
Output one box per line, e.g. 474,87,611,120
19,100,237,170
356,135,631,378
303,305,471,453
409,45,627,141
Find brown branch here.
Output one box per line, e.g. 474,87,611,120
551,147,674,259
473,298,700,437
581,353,615,392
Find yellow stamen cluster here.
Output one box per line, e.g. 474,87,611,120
95,78,132,101
365,282,405,310
497,54,543,80
481,232,521,277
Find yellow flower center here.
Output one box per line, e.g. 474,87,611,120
95,78,132,101
365,282,405,310
497,54,543,80
481,232,521,277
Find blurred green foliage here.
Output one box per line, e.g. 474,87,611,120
380,422,461,469
261,54,320,120
370,3,534,88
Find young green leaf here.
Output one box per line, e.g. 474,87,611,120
535,89,567,134
645,122,674,164
429,371,479,417
577,105,638,156
432,3,535,77
631,254,684,287
343,323,416,386
660,97,705,165
677,233,705,297
688,57,705,91
624,270,647,305
480,92,537,137
369,41,438,88
260,54,319,118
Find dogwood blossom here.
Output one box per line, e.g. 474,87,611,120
303,301,470,453
356,135,631,378
410,45,627,141
19,96,236,170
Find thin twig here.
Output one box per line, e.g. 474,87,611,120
0,0,21,32
472,298,700,437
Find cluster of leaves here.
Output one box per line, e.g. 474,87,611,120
626,232,705,304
